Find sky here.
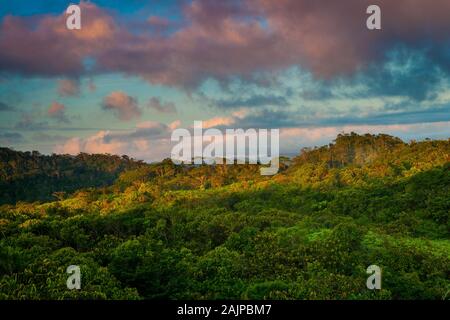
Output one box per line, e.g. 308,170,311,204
0,0,449,161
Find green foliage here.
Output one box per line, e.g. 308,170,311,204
0,148,147,204
0,134,449,300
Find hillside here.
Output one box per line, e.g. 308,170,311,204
0,148,145,204
0,133,449,300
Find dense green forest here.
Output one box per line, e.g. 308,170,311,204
0,133,449,299
0,148,145,204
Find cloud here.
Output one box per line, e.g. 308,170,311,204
200,109,296,129
148,16,170,28
56,131,125,155
95,1,281,88
102,91,141,121
127,121,172,139
58,78,80,96
203,116,235,129
1,0,450,91
168,120,181,130
202,110,248,128
147,97,177,114
48,102,70,123
54,120,177,161
54,120,450,161
199,100,450,130
254,0,450,78
0,2,117,77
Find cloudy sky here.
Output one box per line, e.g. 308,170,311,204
0,0,449,161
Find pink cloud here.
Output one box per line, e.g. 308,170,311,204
85,0,450,84
1,0,450,85
54,120,450,161
0,1,117,76
168,120,181,130
54,121,177,161
55,131,125,155
203,116,235,129
102,91,141,121
254,0,450,77
55,137,82,154
48,102,69,123
202,110,248,128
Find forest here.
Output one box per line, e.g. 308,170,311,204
0,132,449,300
